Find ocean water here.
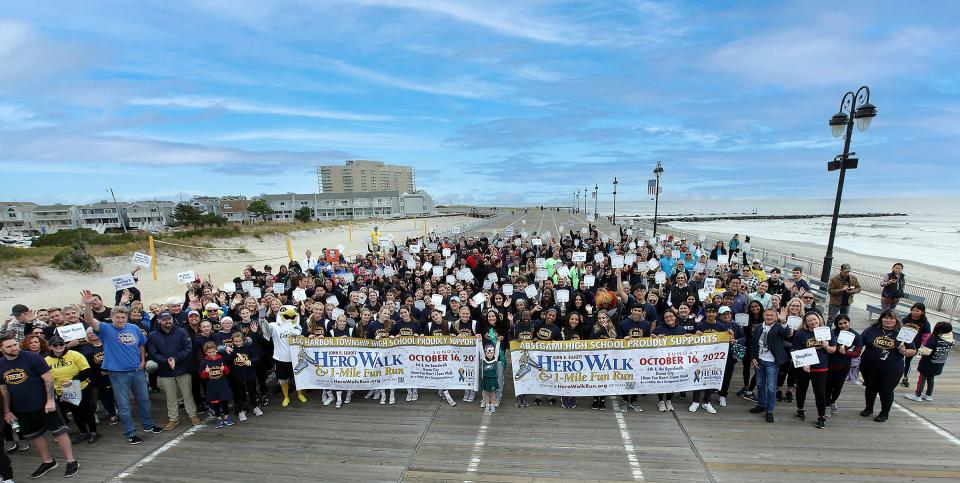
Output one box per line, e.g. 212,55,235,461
589,197,960,271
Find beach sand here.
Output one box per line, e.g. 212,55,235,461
1,216,471,315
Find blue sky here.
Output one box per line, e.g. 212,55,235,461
1,0,958,206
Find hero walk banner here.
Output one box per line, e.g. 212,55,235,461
289,336,481,390
510,333,730,396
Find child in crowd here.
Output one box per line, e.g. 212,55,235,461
904,322,953,402
226,332,263,421
200,341,235,428
481,341,501,414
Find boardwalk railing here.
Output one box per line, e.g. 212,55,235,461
626,219,960,324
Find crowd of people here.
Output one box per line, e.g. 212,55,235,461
0,218,952,481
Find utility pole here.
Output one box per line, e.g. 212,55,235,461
108,188,128,234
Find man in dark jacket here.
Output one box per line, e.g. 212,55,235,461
147,311,200,430
749,308,788,422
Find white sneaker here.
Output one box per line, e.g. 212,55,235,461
904,394,923,402
335,400,342,408
379,392,386,405
658,401,666,412
480,401,485,408
365,390,375,399
922,394,934,401
444,392,456,406
703,403,717,414
719,396,727,407
463,393,470,402
688,403,700,412
322,392,333,406
238,411,247,422
345,392,352,404
412,389,419,401
490,405,496,413
406,392,413,402
252,407,264,417
666,401,675,411
389,391,396,405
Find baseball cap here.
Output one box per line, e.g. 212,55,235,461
48,335,65,347
158,311,173,320
840,263,851,271
705,304,719,312
450,296,461,304
718,306,732,315
753,259,762,264
188,310,200,317
10,304,28,317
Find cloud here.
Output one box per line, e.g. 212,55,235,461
323,58,508,99
215,129,440,149
0,130,351,166
0,104,54,129
0,20,97,89
126,96,395,121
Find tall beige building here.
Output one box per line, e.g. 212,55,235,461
317,160,415,193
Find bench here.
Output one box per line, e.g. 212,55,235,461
866,293,924,320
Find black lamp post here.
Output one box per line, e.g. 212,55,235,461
652,161,663,236
593,184,599,219
820,86,876,283
575,191,579,213
583,188,588,214
612,177,618,225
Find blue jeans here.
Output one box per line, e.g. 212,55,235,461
756,359,779,413
109,369,155,438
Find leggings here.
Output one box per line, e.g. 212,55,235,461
234,377,260,412
658,393,674,402
795,370,828,417
916,372,935,396
826,366,851,405
777,364,797,391
58,386,98,434
719,356,738,397
742,353,756,390
861,364,902,416
255,359,270,398
903,356,915,379
692,389,714,404
209,401,231,418
0,421,11,480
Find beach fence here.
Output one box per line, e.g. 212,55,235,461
625,219,960,325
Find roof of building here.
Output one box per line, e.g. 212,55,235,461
260,191,400,201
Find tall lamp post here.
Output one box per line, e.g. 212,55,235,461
652,161,663,236
575,191,579,213
612,177,618,225
583,188,588,215
820,86,876,283
593,184,599,220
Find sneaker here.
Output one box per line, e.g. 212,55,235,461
901,377,909,388
922,394,934,401
860,409,873,417
491,405,496,413
741,391,756,402
735,388,746,397
784,391,793,403
5,441,17,453
446,394,457,407
345,392,353,404
749,406,765,413
190,416,202,425
335,400,342,409
718,396,727,407
412,390,419,401
765,412,774,423
224,417,235,426
238,411,248,422
128,435,143,445
702,403,717,414
599,399,607,411
388,393,396,405
591,400,599,410
480,401,485,408
631,402,643,412
253,407,264,417
70,432,88,444
658,401,666,412
405,392,413,402
688,402,700,413
776,390,783,402
570,400,577,409
147,425,164,434
215,419,224,429
30,460,58,479
549,398,557,407
534,398,542,406
830,404,839,416
64,460,79,478
260,397,269,406
379,393,386,405
323,392,334,405
282,397,290,407
874,413,888,423
903,394,923,402
109,416,119,425
521,396,530,408
163,420,179,431
815,417,825,429
365,390,375,399
297,392,308,403
795,409,805,421
87,433,99,445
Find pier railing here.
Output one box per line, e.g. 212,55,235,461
627,220,960,324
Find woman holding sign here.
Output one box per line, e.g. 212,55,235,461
859,310,917,422
825,315,861,416
653,309,686,412
45,336,99,444
790,312,836,428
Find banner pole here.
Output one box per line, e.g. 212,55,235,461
149,235,157,281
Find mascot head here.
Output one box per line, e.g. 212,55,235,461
278,305,299,324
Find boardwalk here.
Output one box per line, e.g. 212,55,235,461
8,209,960,482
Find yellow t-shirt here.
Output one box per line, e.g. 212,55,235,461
44,351,90,395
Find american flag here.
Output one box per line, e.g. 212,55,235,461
648,179,657,195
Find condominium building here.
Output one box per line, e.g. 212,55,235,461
317,160,415,194
260,190,433,222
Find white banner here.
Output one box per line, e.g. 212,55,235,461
290,336,481,390
510,333,730,396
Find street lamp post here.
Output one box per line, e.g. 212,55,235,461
583,188,588,214
612,177,618,225
652,161,663,236
820,86,876,283
575,191,579,213
593,184,599,220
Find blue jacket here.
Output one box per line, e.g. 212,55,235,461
147,327,194,377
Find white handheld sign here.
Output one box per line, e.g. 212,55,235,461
556,289,570,303
786,316,802,330
837,330,855,347
814,326,832,342
735,313,749,326
57,324,87,342
132,252,152,268
791,348,819,367
502,284,514,296
111,274,136,291
176,271,195,285
897,327,918,344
